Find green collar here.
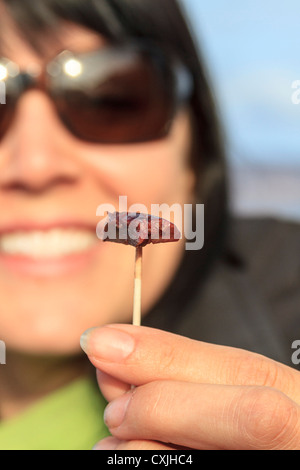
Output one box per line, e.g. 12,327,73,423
0,377,110,450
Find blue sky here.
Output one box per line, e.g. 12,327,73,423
181,0,300,168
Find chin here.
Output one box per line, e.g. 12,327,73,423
0,312,90,356
2,329,82,356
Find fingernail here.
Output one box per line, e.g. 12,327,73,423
80,327,135,362
80,327,97,353
104,392,132,429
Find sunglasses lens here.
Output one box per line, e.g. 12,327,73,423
51,47,176,143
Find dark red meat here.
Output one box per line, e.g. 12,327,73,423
97,212,181,247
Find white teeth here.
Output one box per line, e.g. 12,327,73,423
0,229,97,258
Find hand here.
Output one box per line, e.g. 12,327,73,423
80,324,300,450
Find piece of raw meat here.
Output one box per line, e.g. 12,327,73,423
97,212,181,247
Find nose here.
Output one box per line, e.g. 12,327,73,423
0,90,81,193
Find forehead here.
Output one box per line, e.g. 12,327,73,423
0,3,106,66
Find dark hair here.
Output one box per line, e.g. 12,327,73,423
3,0,228,330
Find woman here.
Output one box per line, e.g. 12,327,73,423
0,0,300,450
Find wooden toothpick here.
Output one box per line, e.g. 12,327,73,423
131,246,143,390
132,246,143,327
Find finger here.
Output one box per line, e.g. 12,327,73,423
103,381,300,450
96,369,130,402
80,324,300,403
93,436,180,450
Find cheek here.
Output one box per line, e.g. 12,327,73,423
81,111,193,207
83,144,179,205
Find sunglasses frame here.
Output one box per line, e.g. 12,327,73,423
0,41,194,144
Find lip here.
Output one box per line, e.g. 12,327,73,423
0,220,100,277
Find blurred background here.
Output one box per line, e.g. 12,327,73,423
181,0,300,222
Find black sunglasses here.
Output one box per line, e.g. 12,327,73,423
0,43,193,144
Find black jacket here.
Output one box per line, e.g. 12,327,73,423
144,217,300,369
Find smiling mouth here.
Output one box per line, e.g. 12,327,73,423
0,228,98,259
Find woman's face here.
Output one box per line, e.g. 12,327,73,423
0,14,195,354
